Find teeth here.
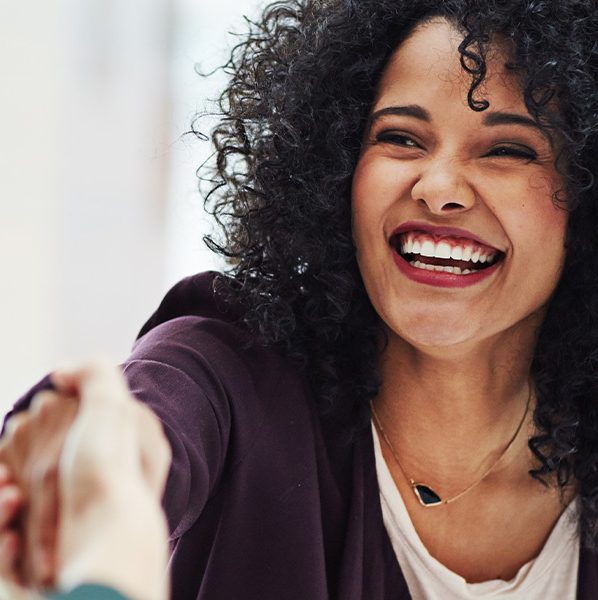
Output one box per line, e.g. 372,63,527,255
397,233,497,265
409,261,474,275
450,246,463,260
480,253,496,264
420,240,435,257
435,241,452,259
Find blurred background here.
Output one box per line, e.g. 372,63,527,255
0,0,264,413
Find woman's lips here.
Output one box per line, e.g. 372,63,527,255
388,220,505,287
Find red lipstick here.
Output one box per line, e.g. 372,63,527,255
390,221,504,288
392,250,502,288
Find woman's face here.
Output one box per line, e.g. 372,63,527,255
351,18,568,350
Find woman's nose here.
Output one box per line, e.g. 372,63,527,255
410,159,476,215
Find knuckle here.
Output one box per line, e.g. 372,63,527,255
31,463,59,489
5,414,29,441
30,391,60,417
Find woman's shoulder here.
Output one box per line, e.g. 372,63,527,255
126,271,309,419
130,270,288,366
135,271,236,340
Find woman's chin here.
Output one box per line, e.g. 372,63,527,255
385,314,483,351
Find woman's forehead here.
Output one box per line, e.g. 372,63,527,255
374,18,525,116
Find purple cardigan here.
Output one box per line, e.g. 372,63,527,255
9,272,598,599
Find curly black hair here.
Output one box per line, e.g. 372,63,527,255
196,0,598,548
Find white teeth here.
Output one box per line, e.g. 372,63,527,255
450,246,463,260
398,234,497,265
479,253,496,264
409,261,472,275
435,241,452,259
420,240,435,257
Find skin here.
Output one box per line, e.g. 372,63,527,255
352,18,574,582
0,361,170,599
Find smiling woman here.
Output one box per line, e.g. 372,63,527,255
1,1,598,600
353,19,568,348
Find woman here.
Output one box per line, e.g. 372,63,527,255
1,0,597,598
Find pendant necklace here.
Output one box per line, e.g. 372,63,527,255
370,380,533,508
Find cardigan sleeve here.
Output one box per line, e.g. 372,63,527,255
120,315,232,539
3,314,232,541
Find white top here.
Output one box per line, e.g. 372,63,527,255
372,422,580,599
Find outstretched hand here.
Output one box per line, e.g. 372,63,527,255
0,359,171,600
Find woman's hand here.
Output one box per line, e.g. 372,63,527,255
0,358,171,600
52,359,171,600
0,391,79,588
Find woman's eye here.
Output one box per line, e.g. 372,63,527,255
487,146,537,160
375,132,420,148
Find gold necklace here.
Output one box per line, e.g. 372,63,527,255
370,380,533,508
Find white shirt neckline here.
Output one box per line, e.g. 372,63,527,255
371,421,580,599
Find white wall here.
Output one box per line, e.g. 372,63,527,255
164,0,264,283
0,0,262,414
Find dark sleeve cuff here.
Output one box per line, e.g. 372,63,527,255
47,583,130,600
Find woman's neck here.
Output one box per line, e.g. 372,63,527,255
374,328,538,490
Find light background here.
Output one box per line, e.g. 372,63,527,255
0,0,264,414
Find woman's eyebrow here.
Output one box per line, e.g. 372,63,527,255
368,104,431,128
368,106,544,129
483,111,541,130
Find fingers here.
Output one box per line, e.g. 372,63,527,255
0,412,29,447
27,465,58,588
24,396,77,588
1,390,77,589
0,485,23,529
0,530,20,579
51,357,129,406
0,478,24,587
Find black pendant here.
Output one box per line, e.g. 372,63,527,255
413,484,443,507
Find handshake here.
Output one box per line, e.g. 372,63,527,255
0,360,171,600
